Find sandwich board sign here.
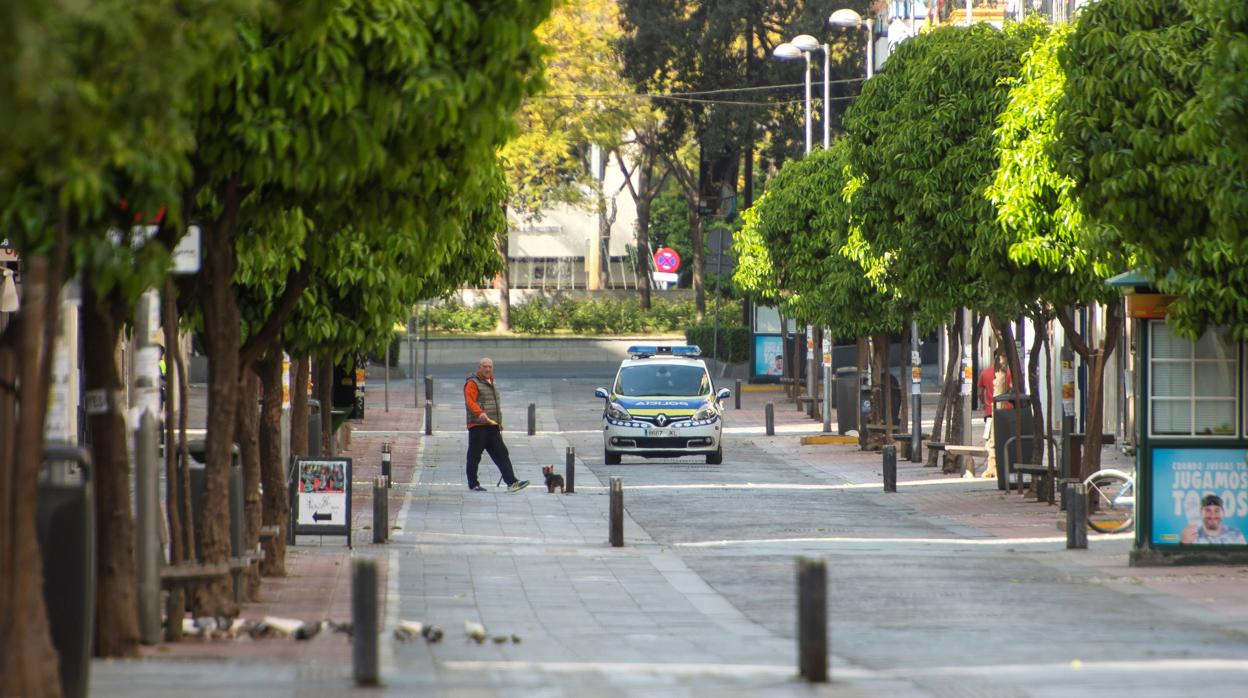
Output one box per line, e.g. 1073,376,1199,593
292,456,353,547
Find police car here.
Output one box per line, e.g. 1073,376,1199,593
594,345,731,465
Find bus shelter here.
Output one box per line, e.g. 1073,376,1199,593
1120,281,1248,565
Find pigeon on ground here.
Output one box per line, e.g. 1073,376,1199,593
464,620,487,644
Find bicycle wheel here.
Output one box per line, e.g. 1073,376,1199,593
1085,471,1134,533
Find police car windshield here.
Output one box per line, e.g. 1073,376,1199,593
614,364,710,397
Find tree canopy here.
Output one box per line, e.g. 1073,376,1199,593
1054,0,1247,339
841,22,1042,327
735,142,904,338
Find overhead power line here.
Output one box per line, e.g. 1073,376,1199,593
530,78,866,108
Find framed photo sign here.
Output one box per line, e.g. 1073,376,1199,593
291,457,353,547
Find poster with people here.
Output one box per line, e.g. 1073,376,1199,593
1151,448,1248,546
754,335,784,378
294,457,353,542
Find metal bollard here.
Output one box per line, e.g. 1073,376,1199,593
424,375,433,403
797,557,828,682
883,444,897,493
372,476,388,544
765,402,775,436
1066,482,1087,549
565,446,576,494
609,476,623,547
424,400,432,436
352,559,380,686
734,379,741,409
381,442,392,488
527,402,536,435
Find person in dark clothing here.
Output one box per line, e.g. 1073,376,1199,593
463,358,529,493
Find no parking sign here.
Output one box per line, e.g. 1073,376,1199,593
653,247,681,273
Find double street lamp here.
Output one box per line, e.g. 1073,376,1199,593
828,8,874,80
771,36,827,154
771,10,876,434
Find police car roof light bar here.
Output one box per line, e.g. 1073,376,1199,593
626,344,702,358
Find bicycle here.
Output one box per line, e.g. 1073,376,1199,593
1083,467,1135,533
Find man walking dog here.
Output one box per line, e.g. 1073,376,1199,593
464,358,529,493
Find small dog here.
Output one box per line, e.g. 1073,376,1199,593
541,465,565,494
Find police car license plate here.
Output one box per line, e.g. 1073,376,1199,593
647,428,677,438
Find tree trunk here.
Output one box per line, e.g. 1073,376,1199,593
944,318,966,473
927,322,959,468
161,279,189,640
1026,322,1045,466
1056,303,1122,480
635,168,654,309
496,231,511,331
317,358,334,457
81,282,141,658
1081,303,1121,478
0,258,65,696
690,210,705,320
195,204,243,617
898,325,909,433
871,333,890,447
290,356,309,460
235,369,262,601
259,350,290,576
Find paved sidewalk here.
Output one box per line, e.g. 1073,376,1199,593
92,375,1248,697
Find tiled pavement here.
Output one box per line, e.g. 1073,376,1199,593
97,377,1248,697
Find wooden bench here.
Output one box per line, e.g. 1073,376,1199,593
944,445,990,476
159,562,230,588
1013,463,1056,504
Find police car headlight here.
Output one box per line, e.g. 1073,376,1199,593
693,403,718,422
607,402,631,420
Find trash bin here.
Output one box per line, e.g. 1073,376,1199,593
992,394,1034,492
835,367,859,435
333,352,366,420
180,442,243,569
38,442,95,698
880,373,901,428
308,398,322,457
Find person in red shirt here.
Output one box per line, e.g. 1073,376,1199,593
978,354,1011,478
463,358,529,493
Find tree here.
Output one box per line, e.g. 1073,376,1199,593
1053,0,1246,341
988,19,1132,476
183,0,552,615
737,141,909,441
618,0,848,318
615,119,671,308
1,0,254,681
837,22,1039,449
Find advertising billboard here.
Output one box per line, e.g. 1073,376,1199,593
1151,448,1248,546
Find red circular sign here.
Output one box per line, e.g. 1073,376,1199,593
653,247,681,273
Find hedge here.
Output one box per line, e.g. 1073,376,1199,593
684,323,750,363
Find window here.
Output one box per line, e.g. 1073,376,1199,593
1149,322,1238,437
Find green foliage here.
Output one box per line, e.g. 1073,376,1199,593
1053,0,1248,339
184,0,550,364
429,295,738,336
842,23,1039,325
985,18,1131,312
736,143,906,338
510,296,572,334
427,300,500,334
684,323,750,363
0,0,255,297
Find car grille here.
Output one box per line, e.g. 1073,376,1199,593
617,437,714,448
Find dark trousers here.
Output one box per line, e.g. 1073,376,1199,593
466,426,517,488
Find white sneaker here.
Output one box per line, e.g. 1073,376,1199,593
507,480,529,493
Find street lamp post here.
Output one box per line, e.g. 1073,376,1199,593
775,34,834,428
829,8,873,80
772,42,812,154
790,35,830,150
